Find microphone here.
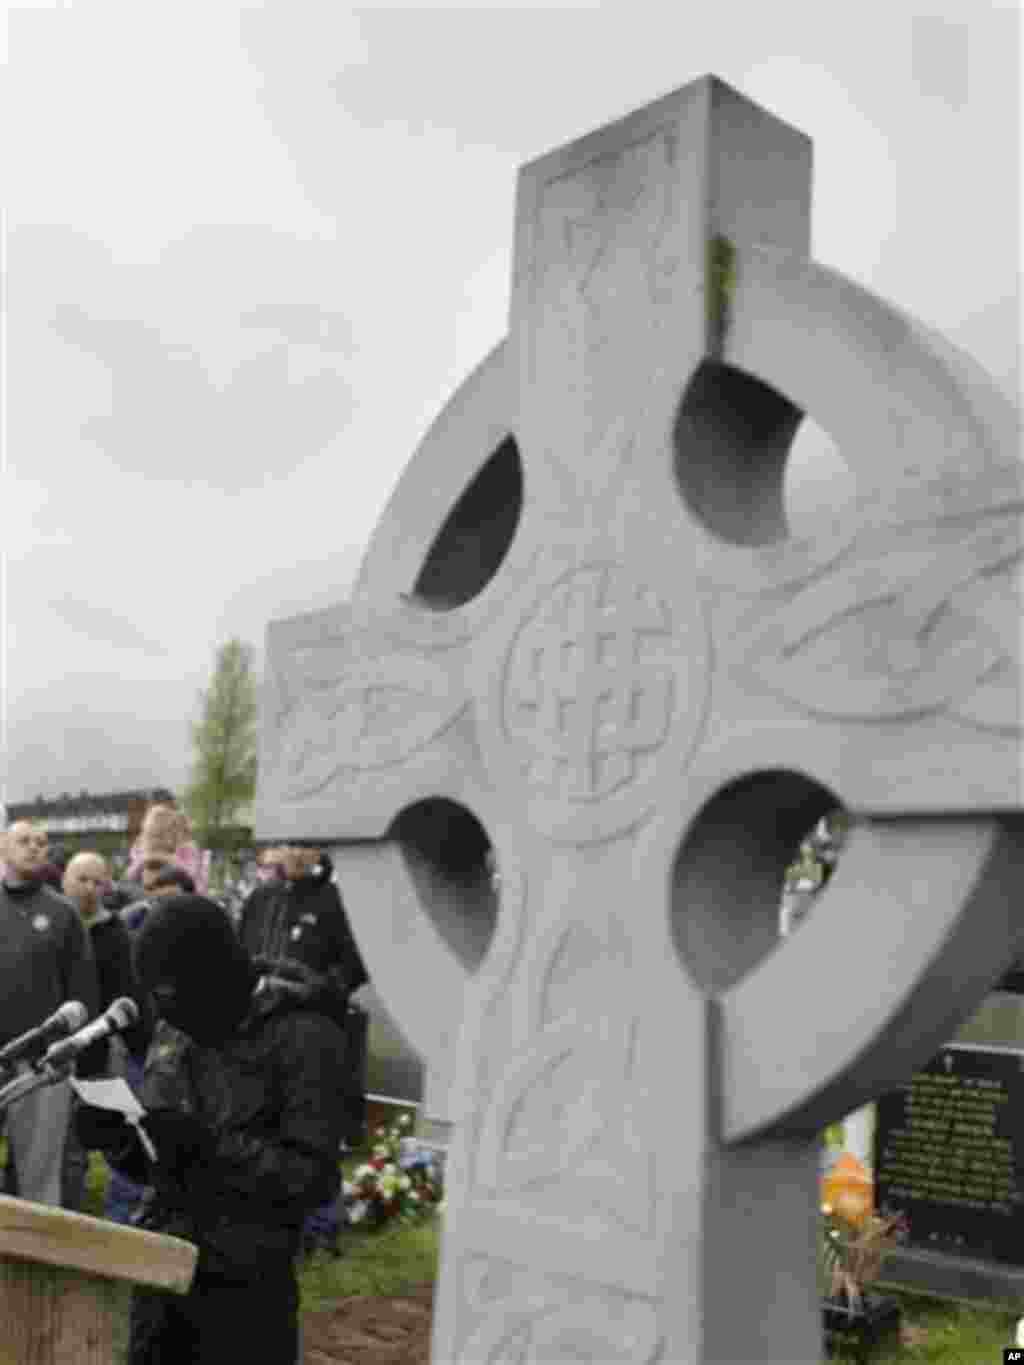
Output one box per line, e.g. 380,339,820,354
0,1002,89,1072
38,998,140,1071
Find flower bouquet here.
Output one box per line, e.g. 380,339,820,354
342,1112,445,1228
821,1200,908,1360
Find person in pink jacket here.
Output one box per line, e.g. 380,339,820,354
126,803,209,894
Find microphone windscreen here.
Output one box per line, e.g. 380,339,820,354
108,998,140,1029
61,1001,89,1032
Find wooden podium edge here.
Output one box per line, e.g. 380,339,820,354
0,1194,197,1294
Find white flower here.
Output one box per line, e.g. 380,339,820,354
408,1190,420,1202
1017,1317,1024,1349
383,1163,397,1176
399,1114,412,1127
354,1164,373,1181
399,1175,412,1191
348,1200,369,1225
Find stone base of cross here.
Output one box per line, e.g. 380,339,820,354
257,76,1022,1364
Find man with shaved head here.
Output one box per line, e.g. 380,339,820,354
60,851,151,1211
0,821,99,1206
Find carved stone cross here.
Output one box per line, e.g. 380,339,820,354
257,77,1022,1364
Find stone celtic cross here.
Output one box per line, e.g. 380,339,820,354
257,77,1023,1363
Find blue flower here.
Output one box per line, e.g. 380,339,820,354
398,1148,430,1170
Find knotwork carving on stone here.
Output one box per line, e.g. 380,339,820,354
472,900,656,1238
505,565,672,800
450,852,531,1119
484,559,709,843
457,1256,663,1365
477,1016,610,1187
530,128,682,505
537,128,682,496
737,469,1023,730
276,649,468,799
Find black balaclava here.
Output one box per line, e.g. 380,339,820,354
133,895,257,1047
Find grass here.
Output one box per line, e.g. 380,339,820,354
830,1289,1019,1362
299,1216,438,1312
299,1147,439,1310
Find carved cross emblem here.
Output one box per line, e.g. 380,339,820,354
502,565,679,805
258,77,1022,1364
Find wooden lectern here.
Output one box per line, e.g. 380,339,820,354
0,1193,197,1364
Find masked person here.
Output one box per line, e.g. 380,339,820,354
103,860,198,1226
74,896,348,1364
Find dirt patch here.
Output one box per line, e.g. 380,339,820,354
301,1284,435,1365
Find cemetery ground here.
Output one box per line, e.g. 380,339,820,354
2,1140,1020,1361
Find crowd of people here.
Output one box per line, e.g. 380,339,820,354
0,800,370,1365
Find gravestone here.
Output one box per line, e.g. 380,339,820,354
874,1042,1024,1306
257,75,1022,1363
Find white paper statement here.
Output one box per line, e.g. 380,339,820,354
70,1075,157,1161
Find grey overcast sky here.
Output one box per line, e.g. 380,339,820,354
2,1,1020,806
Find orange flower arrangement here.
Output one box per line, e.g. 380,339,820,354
822,1152,874,1227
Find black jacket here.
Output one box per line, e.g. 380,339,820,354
110,994,348,1275
84,910,152,1066
0,881,100,1059
238,854,368,1013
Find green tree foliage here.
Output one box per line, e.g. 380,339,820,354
185,638,258,846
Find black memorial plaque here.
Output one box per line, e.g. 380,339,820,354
874,1044,1024,1264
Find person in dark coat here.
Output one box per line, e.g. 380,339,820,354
238,848,367,1017
59,852,152,1211
75,895,348,1364
238,847,368,1254
0,820,100,1205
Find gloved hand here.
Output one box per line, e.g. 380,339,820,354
73,1104,147,1182
140,1109,217,1191
74,1103,134,1154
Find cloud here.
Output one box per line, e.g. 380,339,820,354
910,15,971,109
6,704,192,801
45,595,170,658
51,303,352,490
4,478,75,555
7,5,334,256
238,304,353,353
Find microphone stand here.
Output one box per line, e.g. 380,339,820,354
0,1060,74,1116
